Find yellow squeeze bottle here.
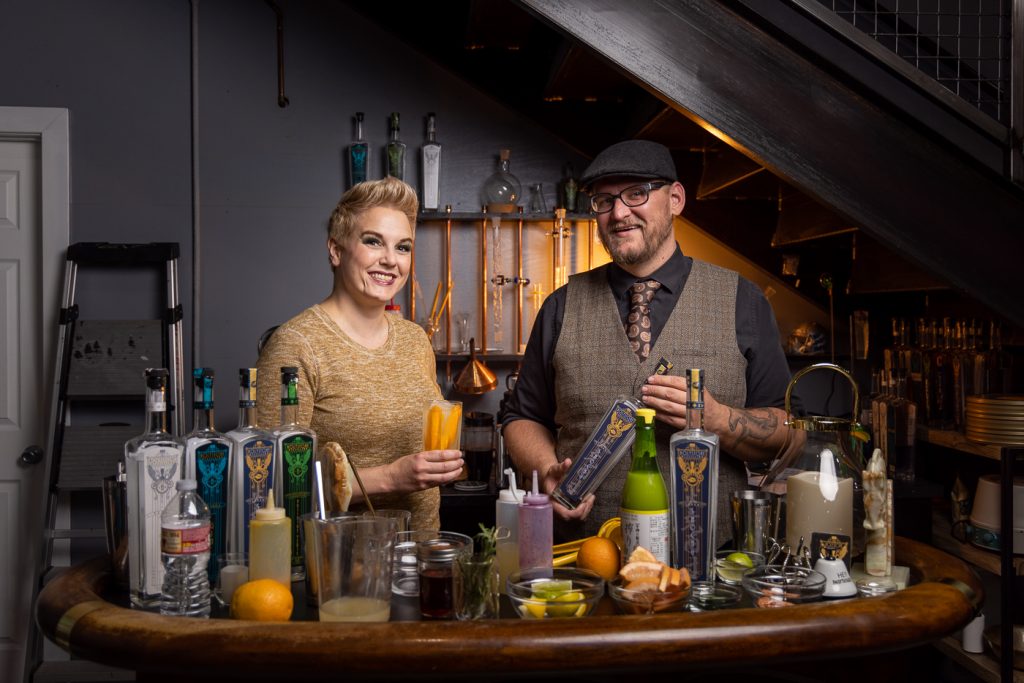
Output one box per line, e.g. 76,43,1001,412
248,490,291,587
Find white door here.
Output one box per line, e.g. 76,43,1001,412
0,108,69,683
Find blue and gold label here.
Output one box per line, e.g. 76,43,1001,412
241,437,274,554
558,399,637,507
671,439,714,581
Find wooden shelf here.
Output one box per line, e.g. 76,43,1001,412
916,426,1008,461
934,635,1024,683
931,510,1024,576
418,211,595,221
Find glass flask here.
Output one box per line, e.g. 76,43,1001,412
482,149,521,212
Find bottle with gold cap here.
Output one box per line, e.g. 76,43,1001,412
248,490,291,587
620,407,670,564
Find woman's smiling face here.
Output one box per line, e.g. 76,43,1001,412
329,206,413,307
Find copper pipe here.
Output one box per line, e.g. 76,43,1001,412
480,207,488,354
515,206,524,353
444,205,452,354
409,244,417,322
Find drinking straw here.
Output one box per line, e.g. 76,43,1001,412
314,460,327,520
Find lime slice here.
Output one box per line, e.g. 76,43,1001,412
531,579,573,600
725,552,754,569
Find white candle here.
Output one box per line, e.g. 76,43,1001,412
219,563,249,605
785,470,853,549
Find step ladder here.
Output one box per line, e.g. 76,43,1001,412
26,242,186,683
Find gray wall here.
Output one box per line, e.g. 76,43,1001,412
3,0,588,429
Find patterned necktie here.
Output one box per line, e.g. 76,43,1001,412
625,279,661,361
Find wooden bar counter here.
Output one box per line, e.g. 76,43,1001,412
37,537,983,682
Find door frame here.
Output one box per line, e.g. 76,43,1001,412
0,106,69,682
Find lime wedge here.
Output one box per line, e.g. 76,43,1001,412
725,552,754,569
531,579,573,600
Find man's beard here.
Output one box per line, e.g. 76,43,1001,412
598,215,673,266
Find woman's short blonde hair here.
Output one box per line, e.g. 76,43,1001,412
328,177,419,243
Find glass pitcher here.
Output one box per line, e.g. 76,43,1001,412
760,362,868,561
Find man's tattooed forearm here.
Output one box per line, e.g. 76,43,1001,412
726,407,780,446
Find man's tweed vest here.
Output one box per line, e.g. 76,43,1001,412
552,259,748,545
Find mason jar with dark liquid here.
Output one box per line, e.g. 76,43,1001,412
417,538,469,619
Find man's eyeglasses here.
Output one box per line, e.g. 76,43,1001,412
590,181,668,214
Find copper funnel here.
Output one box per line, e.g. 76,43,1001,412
454,338,497,394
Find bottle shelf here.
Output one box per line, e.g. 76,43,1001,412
931,510,1024,577
933,634,1024,683
916,425,1007,461
417,211,594,221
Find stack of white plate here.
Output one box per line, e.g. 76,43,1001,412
965,395,1024,445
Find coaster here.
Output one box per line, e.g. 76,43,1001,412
454,480,488,492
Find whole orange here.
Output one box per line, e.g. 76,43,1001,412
576,536,620,581
230,578,294,621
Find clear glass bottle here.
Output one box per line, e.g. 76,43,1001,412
561,163,578,212
481,149,521,212
182,368,233,584
272,366,316,581
669,369,720,581
620,407,670,564
888,375,917,482
348,111,369,186
225,368,276,555
908,318,926,411
385,112,406,180
930,317,954,429
420,112,441,210
159,478,211,617
125,368,184,609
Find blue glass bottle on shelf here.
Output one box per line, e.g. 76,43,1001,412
348,112,369,187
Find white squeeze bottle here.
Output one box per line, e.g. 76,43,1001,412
495,468,525,592
248,490,291,587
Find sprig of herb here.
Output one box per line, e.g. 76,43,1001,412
472,523,499,559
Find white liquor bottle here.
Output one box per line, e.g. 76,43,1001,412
421,112,441,210
181,368,233,583
668,368,720,582
125,368,184,609
272,367,317,580
225,368,276,555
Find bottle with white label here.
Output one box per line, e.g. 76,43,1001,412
620,407,670,564
125,368,184,609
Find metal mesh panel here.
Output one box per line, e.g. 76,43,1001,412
818,0,1011,124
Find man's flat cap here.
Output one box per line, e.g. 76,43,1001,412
579,139,677,189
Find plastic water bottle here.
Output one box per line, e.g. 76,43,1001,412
160,478,212,616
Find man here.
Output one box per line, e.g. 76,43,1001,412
501,139,794,543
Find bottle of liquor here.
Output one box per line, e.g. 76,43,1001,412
272,366,316,580
125,368,184,609
226,368,276,555
869,370,889,463
182,368,233,583
669,368,720,581
987,321,1013,394
421,112,441,211
348,112,369,186
385,112,406,180
908,318,926,411
888,374,917,482
950,320,969,431
561,163,578,212
971,320,988,396
920,318,934,425
620,408,670,564
930,317,954,429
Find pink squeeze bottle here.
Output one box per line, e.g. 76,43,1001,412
517,470,553,574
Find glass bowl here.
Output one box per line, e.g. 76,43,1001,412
713,550,765,585
686,580,743,611
608,578,689,615
741,565,827,608
506,567,604,619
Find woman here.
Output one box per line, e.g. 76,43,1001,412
256,177,462,530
